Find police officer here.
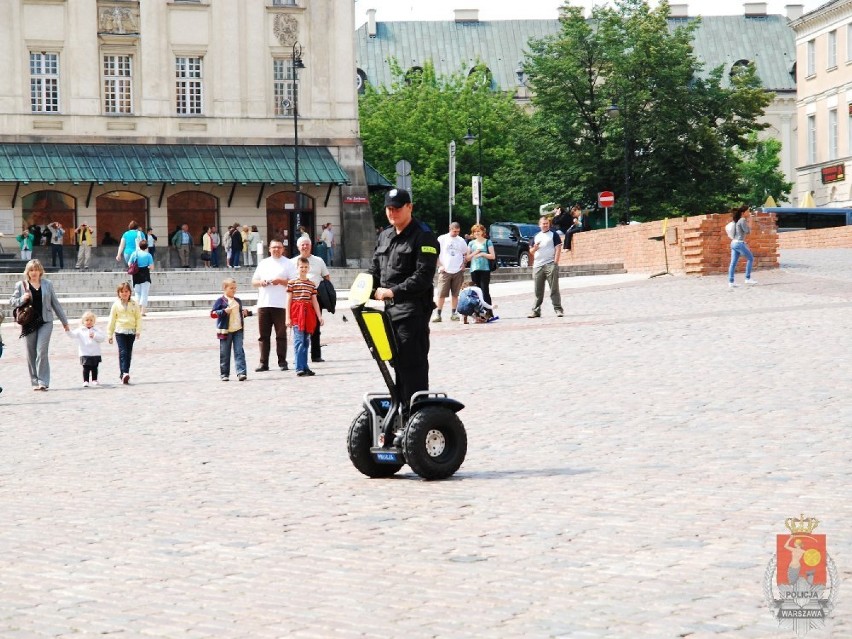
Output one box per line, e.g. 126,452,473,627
368,188,439,407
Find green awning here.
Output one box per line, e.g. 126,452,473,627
364,160,393,191
0,143,350,186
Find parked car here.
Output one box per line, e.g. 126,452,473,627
488,222,540,267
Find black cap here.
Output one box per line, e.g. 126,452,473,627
384,188,412,208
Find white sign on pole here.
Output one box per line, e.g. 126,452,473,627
472,176,481,206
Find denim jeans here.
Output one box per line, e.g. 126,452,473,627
114,333,136,376
219,330,246,377
230,249,240,268
728,241,754,283
293,327,310,372
134,281,150,308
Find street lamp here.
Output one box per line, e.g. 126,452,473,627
606,101,631,224
463,123,483,225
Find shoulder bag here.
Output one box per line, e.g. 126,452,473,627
14,281,36,326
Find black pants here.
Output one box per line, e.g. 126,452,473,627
51,244,64,268
471,269,492,305
392,313,430,408
257,307,287,368
81,355,101,382
311,320,322,360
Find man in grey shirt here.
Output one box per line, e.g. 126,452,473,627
528,216,564,318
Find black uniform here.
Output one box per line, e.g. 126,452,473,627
368,218,439,406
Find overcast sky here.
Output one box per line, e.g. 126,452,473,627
354,0,824,24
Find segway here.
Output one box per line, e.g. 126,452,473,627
346,274,467,480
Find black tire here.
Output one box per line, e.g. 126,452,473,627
518,251,530,267
403,407,467,480
347,410,403,478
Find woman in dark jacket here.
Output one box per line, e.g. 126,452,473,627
9,259,70,390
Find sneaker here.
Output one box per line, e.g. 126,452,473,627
450,313,460,321
745,278,758,285
431,315,442,323
486,315,500,323
728,282,738,289
121,373,130,384
82,381,89,388
311,357,325,363
220,375,229,382
91,380,100,386
304,369,316,376
279,363,289,371
556,310,564,317
237,374,247,382
527,312,541,318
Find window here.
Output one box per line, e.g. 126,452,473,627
30,52,60,113
272,0,297,5
807,114,816,164
807,39,816,76
829,109,838,160
175,56,203,115
103,55,133,114
828,30,837,69
273,58,297,116
847,24,852,62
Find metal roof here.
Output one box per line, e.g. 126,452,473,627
0,144,350,185
364,160,393,190
355,14,796,93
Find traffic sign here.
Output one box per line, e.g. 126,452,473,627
598,191,615,208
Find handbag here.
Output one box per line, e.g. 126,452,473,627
487,241,499,272
14,281,36,326
127,254,139,275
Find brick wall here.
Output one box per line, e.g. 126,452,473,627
559,212,780,275
778,226,852,249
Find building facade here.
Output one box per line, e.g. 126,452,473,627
0,0,377,264
355,3,802,203
791,0,852,207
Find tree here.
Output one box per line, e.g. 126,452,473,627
359,61,542,232
736,134,792,206
524,0,773,221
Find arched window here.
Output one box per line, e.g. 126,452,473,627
404,66,424,85
96,190,148,247
468,65,494,90
730,59,751,78
167,191,218,245
22,190,76,243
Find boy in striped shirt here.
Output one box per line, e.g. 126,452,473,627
286,257,324,376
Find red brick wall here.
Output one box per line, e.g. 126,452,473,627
559,212,780,275
778,226,852,249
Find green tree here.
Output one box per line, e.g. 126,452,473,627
736,134,792,206
524,0,773,221
359,60,542,232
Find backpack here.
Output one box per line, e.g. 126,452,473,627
725,221,736,240
456,288,481,316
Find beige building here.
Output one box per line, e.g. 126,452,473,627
792,0,852,206
0,0,376,265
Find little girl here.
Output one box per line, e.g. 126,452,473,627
210,277,253,381
286,256,324,377
107,282,142,384
457,281,497,324
68,311,106,386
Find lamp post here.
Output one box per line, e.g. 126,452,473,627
290,42,305,198
463,123,482,225
606,101,630,225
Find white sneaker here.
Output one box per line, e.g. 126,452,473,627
82,381,89,388
745,278,758,285
91,380,100,386
728,282,738,289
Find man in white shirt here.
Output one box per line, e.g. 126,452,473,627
432,222,469,322
320,223,335,266
290,236,331,362
528,216,564,318
252,239,296,371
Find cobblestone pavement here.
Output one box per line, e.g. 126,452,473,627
1,250,850,638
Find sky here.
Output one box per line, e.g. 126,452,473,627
353,0,826,25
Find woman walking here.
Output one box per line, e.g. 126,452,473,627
130,240,155,315
727,205,758,288
9,259,70,390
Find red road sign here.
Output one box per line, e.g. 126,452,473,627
598,191,615,207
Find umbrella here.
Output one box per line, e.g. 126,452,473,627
800,191,816,208
763,195,777,208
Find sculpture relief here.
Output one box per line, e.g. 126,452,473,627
274,14,298,47
98,5,140,35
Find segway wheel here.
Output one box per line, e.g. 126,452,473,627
347,410,403,478
402,406,467,480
